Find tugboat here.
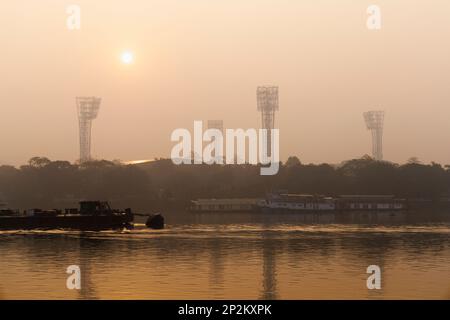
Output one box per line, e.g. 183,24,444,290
145,213,165,229
0,201,134,231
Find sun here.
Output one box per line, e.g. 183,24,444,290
121,51,134,64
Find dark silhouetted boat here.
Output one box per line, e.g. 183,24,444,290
0,201,134,231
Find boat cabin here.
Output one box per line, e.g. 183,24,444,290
79,201,113,215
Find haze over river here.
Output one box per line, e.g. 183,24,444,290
0,211,449,299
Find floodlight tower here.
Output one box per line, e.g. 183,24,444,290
76,97,101,163
363,110,385,161
207,120,224,134
207,120,224,162
257,86,279,156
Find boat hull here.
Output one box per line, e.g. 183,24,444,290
259,207,406,214
260,207,335,214
0,214,133,231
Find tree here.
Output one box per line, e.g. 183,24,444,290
1,156,449,211
285,156,301,168
407,157,421,165
28,157,51,168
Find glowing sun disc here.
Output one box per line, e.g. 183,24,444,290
121,51,134,64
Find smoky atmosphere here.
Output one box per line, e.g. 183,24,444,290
0,0,449,307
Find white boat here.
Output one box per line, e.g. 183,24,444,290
189,198,261,212
259,193,336,213
336,195,407,211
259,192,408,213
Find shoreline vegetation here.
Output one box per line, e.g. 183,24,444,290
0,156,449,212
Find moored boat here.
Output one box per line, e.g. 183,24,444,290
336,195,407,211
189,198,261,213
258,192,408,213
259,192,336,213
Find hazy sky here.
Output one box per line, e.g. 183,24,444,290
1,0,450,166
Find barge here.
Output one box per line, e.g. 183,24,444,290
189,198,261,213
0,201,134,231
336,195,407,211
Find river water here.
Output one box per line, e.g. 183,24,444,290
0,211,449,299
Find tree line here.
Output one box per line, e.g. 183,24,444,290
0,156,449,211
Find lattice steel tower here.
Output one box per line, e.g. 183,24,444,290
257,86,279,156
76,97,101,163
207,120,224,162
363,110,385,161
207,120,224,133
